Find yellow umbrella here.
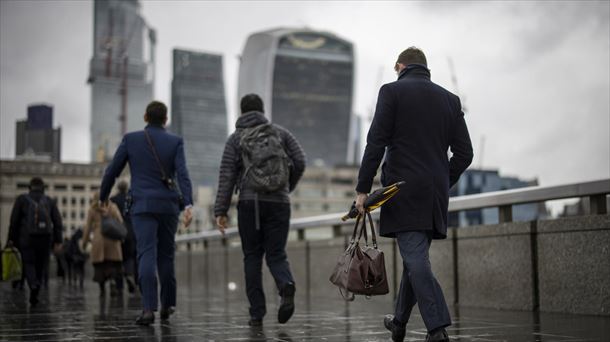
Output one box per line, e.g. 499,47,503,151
342,181,405,221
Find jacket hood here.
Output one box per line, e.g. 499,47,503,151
236,111,268,129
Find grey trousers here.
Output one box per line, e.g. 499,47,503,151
394,231,451,331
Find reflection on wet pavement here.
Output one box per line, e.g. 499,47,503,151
1,279,609,341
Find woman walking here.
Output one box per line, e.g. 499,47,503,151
82,192,123,297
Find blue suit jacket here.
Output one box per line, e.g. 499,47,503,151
100,125,193,215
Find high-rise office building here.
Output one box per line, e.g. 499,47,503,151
15,104,61,162
88,0,156,162
171,49,227,187
448,169,548,226
238,28,354,167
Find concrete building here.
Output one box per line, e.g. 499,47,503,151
171,49,227,188
238,28,354,167
88,0,155,162
449,169,549,226
15,104,61,162
0,160,108,244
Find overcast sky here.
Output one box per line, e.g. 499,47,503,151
1,1,609,194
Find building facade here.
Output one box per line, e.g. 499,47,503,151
238,28,355,167
449,169,548,226
88,0,155,162
171,49,227,188
0,160,110,244
15,104,61,162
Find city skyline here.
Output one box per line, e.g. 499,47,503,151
1,1,608,191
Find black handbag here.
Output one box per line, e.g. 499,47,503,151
144,129,185,209
101,216,127,241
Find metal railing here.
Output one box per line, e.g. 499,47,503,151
175,179,610,244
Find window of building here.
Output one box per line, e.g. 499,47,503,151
54,184,67,191
80,198,86,206
91,185,100,191
62,211,66,219
71,198,76,205
71,211,76,219
80,211,85,220
62,198,67,205
72,184,85,191
16,183,29,189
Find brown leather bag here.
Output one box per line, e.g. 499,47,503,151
329,212,389,300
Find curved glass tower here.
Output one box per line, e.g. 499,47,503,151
238,28,354,167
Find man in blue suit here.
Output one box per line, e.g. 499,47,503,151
100,101,193,325
355,47,473,341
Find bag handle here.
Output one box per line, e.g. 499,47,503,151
366,212,378,248
349,214,362,244
356,213,369,247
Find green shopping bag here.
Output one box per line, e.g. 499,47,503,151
2,246,22,281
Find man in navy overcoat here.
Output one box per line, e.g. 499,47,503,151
100,101,193,325
355,47,473,341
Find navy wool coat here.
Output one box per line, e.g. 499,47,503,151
356,64,473,239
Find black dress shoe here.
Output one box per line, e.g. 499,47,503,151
384,314,406,342
160,306,175,320
248,318,263,327
426,328,449,342
278,282,295,324
135,311,155,326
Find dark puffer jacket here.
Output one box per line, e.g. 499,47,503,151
214,111,306,217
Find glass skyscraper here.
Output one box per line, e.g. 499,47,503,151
88,0,155,162
171,49,227,187
238,28,355,167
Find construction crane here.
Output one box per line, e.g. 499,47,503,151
447,57,485,168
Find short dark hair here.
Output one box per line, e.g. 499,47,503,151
29,177,45,191
396,47,427,67
146,101,167,125
240,94,264,114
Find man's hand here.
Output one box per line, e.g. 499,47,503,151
216,215,228,236
53,243,62,255
355,192,368,215
183,207,193,228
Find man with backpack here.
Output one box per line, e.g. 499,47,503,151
214,94,306,327
7,177,63,306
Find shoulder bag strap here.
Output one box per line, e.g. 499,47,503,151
144,129,168,181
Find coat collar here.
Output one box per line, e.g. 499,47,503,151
145,124,165,130
398,64,431,80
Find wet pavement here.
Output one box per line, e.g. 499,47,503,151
1,278,609,341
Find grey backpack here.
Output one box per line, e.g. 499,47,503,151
239,123,290,193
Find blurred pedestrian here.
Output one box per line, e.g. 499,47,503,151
6,177,63,306
81,192,123,297
110,180,137,294
67,228,86,288
355,47,473,342
100,100,193,325
214,94,306,326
